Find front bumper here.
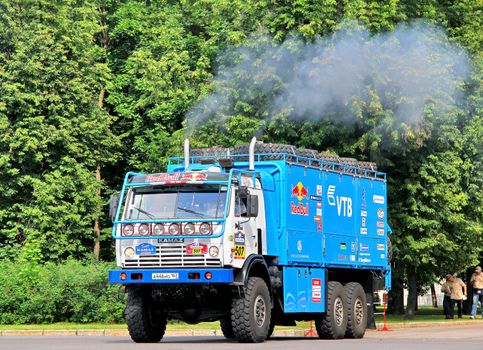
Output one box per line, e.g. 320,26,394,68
109,268,234,284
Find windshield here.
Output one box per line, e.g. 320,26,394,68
126,184,228,220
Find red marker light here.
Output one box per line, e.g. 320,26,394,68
205,272,212,280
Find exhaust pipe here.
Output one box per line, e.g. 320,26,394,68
249,137,256,171
184,139,190,171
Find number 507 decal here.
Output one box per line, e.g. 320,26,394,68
234,245,245,259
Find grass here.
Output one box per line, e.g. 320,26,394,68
0,306,480,330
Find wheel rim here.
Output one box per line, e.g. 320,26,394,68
334,297,344,326
354,298,364,325
254,295,266,327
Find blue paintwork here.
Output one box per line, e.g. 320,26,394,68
109,268,234,284
283,267,326,313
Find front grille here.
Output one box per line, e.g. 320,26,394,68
123,244,222,268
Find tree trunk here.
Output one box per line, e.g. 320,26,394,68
431,284,438,308
405,265,418,319
93,164,101,261
388,278,404,314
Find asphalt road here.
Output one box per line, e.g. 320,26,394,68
1,325,482,350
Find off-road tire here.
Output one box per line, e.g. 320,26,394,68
125,287,167,343
220,317,235,339
315,281,347,339
344,282,367,338
231,277,271,343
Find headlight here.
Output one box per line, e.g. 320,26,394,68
153,224,164,235
199,222,212,235
169,223,180,235
123,224,134,236
209,246,219,257
138,224,150,236
184,223,195,235
124,247,135,258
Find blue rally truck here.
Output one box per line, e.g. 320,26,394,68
109,138,391,343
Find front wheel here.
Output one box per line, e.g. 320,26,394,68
231,277,271,342
125,287,167,343
315,281,347,339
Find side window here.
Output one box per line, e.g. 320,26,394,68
234,190,248,217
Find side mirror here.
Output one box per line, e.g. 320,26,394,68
109,192,120,222
247,194,258,217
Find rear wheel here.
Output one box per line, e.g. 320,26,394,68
344,282,367,338
315,281,347,339
125,287,167,343
231,277,271,342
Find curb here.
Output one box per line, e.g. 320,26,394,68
1,320,482,336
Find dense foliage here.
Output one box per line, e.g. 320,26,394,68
0,0,481,320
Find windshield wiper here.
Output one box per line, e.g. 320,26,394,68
177,207,206,218
132,206,155,219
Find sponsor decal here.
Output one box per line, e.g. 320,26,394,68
186,243,207,255
338,255,347,261
135,243,156,255
377,221,385,228
359,257,371,263
377,244,385,251
297,240,303,253
351,242,356,252
313,216,322,223
377,229,385,236
234,232,246,259
381,254,386,259
361,188,367,209
360,228,367,235
235,232,245,245
316,208,322,216
316,185,322,196
377,208,385,219
360,243,370,251
317,223,322,232
291,202,309,216
317,202,322,209
146,173,180,183
350,255,356,262
340,243,347,250
310,195,322,201
361,217,366,227
158,238,184,243
180,173,208,181
361,210,367,217
291,182,308,201
327,185,352,217
312,279,321,302
373,195,385,204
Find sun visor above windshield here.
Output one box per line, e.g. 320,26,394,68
128,172,230,185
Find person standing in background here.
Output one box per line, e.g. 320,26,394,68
449,275,466,319
470,266,483,319
441,275,453,319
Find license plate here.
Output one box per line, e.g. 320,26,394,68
152,272,179,280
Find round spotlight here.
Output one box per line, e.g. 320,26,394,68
138,223,150,236
153,224,164,235
169,223,180,235
199,222,212,235
184,223,195,235
123,224,134,236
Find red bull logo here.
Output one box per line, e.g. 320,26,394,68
291,182,308,201
291,202,309,216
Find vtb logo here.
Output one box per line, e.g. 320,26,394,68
327,185,352,217
291,182,308,201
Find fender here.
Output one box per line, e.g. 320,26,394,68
233,254,271,290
